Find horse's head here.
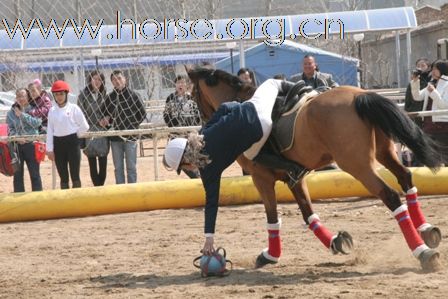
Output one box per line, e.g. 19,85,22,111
185,65,256,121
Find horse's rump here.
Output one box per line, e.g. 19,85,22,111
282,87,369,169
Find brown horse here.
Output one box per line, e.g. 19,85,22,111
186,66,444,271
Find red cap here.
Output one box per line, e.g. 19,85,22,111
51,80,70,92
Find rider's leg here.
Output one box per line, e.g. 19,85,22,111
254,150,308,188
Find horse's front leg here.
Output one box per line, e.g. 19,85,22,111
290,178,354,255
250,171,282,268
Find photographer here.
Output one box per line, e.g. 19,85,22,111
411,59,448,164
405,57,432,128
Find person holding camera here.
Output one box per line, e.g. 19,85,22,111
405,57,432,128
6,88,43,192
403,58,432,166
411,59,448,164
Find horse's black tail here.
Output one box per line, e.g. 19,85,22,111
354,92,445,171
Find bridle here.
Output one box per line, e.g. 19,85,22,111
192,79,216,121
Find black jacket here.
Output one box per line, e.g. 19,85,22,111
101,87,146,141
163,92,201,127
78,87,108,131
289,71,339,88
199,101,263,234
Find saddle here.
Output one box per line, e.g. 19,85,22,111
271,81,313,123
269,81,326,153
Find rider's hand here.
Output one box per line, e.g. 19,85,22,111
201,235,215,256
427,83,435,93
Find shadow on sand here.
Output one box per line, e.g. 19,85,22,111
89,265,421,290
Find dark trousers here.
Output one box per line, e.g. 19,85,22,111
88,156,107,186
13,142,42,192
54,133,81,189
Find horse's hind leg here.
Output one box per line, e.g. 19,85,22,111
340,162,439,271
290,179,353,254
376,136,442,249
250,171,282,268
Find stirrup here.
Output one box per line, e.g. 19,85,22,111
287,171,300,189
286,166,308,189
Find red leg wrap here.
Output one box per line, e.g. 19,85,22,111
309,220,334,249
268,229,281,258
406,191,427,230
395,209,424,251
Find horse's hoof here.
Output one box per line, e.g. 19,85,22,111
255,253,277,268
419,249,441,272
330,231,353,255
420,226,442,249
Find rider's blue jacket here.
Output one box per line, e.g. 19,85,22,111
199,101,263,234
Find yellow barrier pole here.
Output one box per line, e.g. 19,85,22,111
0,167,446,223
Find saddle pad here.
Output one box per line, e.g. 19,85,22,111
272,91,319,152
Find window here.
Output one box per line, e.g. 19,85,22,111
42,72,65,88
160,65,176,89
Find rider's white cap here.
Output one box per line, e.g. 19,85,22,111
163,138,188,174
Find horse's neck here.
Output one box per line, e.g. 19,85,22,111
206,85,238,109
207,85,254,108
199,81,255,121
238,86,255,101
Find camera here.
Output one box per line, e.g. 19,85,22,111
412,69,423,77
12,102,21,110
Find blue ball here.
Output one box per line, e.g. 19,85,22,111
200,253,226,276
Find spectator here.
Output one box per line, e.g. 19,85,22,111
411,59,448,164
78,70,110,186
237,67,257,87
100,70,146,184
6,88,43,192
163,75,202,127
289,55,339,89
405,57,432,128
46,81,89,189
27,79,52,133
163,75,201,178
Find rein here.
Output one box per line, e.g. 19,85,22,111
193,80,214,121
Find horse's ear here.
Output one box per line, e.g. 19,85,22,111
184,64,195,81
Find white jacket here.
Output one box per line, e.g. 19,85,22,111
46,102,89,152
411,74,448,123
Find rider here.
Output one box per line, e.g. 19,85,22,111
163,78,307,259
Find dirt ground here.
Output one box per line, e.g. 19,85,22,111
0,141,447,298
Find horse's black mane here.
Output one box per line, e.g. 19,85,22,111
189,66,249,92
